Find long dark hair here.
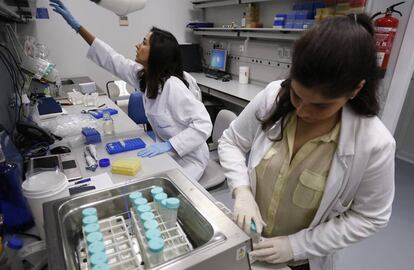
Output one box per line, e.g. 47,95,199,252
261,14,380,140
138,27,188,99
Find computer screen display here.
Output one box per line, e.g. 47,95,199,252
210,49,227,72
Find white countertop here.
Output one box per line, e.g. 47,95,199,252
190,72,265,102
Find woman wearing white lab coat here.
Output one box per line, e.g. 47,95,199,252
218,15,395,270
51,0,212,181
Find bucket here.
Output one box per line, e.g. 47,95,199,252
22,171,69,239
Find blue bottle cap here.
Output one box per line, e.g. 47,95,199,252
161,198,168,208
166,198,180,209
82,207,97,217
145,229,162,241
83,215,98,225
90,252,108,266
7,236,23,250
144,219,159,231
87,232,103,244
137,204,151,214
84,223,100,234
154,192,168,203
92,264,110,270
148,237,165,253
140,211,155,222
150,187,163,198
98,158,110,168
134,197,148,206
88,241,106,255
250,222,257,233
129,191,142,202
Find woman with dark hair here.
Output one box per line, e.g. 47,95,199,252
219,14,395,270
51,0,212,181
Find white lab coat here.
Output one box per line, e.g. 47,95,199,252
218,80,395,270
87,38,212,181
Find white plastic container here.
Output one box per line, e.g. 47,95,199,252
164,198,180,229
22,171,69,239
153,192,167,213
147,237,164,266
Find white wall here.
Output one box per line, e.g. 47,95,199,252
17,0,200,90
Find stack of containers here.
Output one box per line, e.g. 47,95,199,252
284,1,325,29
82,207,109,269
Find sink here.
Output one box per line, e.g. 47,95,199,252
44,169,251,270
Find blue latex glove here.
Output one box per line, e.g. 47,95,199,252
137,142,173,158
49,0,81,32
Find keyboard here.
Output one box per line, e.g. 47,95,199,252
105,137,146,154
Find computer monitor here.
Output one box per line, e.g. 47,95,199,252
210,49,227,72
179,44,203,72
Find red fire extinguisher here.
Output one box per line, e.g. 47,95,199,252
371,2,405,77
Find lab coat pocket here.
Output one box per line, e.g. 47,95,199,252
149,113,177,140
293,169,326,209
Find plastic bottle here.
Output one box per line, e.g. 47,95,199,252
82,207,97,217
241,12,246,28
134,197,148,208
102,111,114,135
164,198,180,229
90,251,108,268
150,186,163,200
5,237,24,270
129,191,142,204
83,215,98,226
145,228,162,242
86,232,104,245
153,192,168,213
147,237,165,266
144,219,159,231
88,241,106,256
84,223,101,235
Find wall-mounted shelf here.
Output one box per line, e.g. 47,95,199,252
192,0,239,9
192,27,304,41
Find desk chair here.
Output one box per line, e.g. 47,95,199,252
127,91,156,141
199,109,237,190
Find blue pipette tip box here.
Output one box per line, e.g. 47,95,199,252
105,137,146,154
82,127,102,144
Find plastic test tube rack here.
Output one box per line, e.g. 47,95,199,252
81,216,141,270
131,201,193,268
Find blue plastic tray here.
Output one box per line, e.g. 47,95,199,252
105,137,146,154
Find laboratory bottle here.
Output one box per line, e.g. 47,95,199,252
129,191,142,204
165,198,180,229
89,251,108,268
144,219,159,231
159,199,168,222
102,111,114,135
5,237,24,270
147,237,165,266
82,207,97,217
84,223,101,235
250,222,261,244
134,197,148,208
145,228,162,242
241,12,246,28
88,241,106,256
83,215,98,226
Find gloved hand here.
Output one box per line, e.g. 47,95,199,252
251,236,294,264
233,186,266,234
137,141,173,158
49,0,81,32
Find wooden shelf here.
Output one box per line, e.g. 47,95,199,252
192,27,304,40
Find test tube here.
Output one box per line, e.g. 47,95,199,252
84,223,101,235
83,215,98,226
150,186,164,200
129,191,142,204
250,222,261,244
153,192,168,213
147,237,165,266
88,241,106,256
165,198,180,229
145,228,162,242
90,251,108,268
82,207,97,217
144,219,159,231
87,232,104,245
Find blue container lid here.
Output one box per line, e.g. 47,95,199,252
154,192,168,203
145,229,162,241
129,191,142,201
161,199,168,208
144,219,159,231
92,264,110,270
150,186,163,197
134,197,148,206
82,207,97,217
250,222,257,233
87,232,103,244
88,241,106,255
84,223,100,234
98,158,110,168
148,237,165,253
83,215,98,225
140,211,155,222
90,252,108,266
137,204,152,214
166,198,180,209
7,236,23,250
